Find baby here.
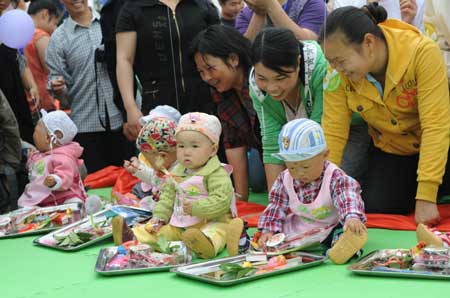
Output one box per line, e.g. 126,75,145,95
124,105,180,210
18,110,86,207
258,118,368,264
134,112,243,259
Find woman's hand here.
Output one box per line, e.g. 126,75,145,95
415,199,440,225
126,106,143,140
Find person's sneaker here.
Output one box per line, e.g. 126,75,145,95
226,218,244,256
181,228,216,259
328,229,368,264
416,223,447,247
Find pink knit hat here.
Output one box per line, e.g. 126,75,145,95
175,112,222,144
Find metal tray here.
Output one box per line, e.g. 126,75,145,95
172,251,326,286
33,205,151,251
95,241,192,276
0,203,83,239
349,249,450,280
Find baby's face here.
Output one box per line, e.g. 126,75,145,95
284,152,327,184
141,150,174,172
176,131,217,170
33,121,51,153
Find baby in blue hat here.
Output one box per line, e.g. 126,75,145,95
258,118,368,264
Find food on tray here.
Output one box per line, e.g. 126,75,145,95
353,245,450,275
101,239,191,271
201,254,308,281
35,206,152,249
0,204,81,237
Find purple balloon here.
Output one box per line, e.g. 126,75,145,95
0,9,35,49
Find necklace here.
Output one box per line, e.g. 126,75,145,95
283,88,301,114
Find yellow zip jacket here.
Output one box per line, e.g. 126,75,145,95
322,19,450,203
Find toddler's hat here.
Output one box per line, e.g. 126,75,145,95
176,112,222,144
140,105,181,126
41,109,77,145
272,118,326,162
136,118,177,152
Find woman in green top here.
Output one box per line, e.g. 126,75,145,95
250,27,369,188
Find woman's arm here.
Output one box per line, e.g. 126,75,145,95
116,31,142,139
265,0,318,40
35,35,51,73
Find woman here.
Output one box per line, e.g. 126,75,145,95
250,27,369,189
319,3,450,225
190,24,264,200
116,0,220,140
25,0,62,111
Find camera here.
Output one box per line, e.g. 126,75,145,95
95,47,106,63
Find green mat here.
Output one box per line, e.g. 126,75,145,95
1,189,448,297
0,229,445,298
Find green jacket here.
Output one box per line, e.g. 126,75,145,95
249,40,365,165
153,156,234,223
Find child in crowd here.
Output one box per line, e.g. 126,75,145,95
124,105,181,211
219,0,243,28
25,0,62,111
133,112,244,259
258,118,368,264
18,110,87,207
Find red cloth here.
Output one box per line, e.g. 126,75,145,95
366,205,450,232
84,166,123,189
236,200,266,227
84,166,267,227
112,170,139,195
85,167,450,230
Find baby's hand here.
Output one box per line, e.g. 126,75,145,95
123,157,140,174
145,218,164,233
27,148,37,159
344,218,367,235
258,232,273,249
183,201,193,215
43,176,57,188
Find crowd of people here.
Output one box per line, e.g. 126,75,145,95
0,0,449,261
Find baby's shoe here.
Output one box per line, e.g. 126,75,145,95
226,218,244,256
416,223,450,247
182,228,216,259
238,221,251,254
328,229,368,264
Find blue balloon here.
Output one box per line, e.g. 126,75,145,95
0,9,35,49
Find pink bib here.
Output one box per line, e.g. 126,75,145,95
169,164,237,228
282,162,340,243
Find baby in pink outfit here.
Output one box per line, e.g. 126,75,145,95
18,110,86,207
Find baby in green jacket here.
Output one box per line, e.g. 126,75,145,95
142,112,243,259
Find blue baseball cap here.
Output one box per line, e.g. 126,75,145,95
272,118,327,162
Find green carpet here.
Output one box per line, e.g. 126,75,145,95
0,229,445,298
1,189,447,297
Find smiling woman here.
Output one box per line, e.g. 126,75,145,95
189,24,264,200
249,27,370,189
319,3,450,225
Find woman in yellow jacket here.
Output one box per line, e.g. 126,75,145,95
319,3,450,225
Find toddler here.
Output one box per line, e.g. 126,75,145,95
18,110,86,207
134,112,243,258
258,118,368,264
